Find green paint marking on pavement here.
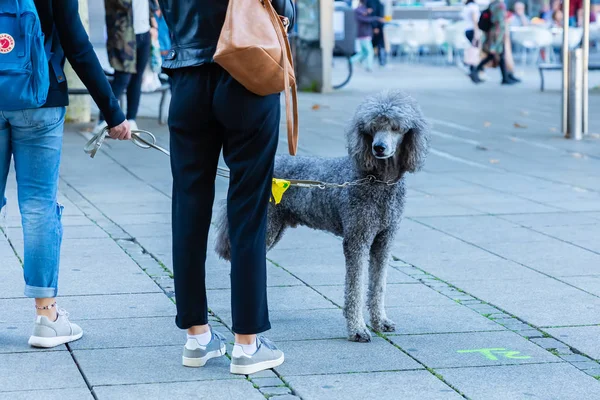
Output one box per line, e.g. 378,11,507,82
457,348,532,361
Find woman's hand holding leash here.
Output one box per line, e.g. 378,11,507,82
108,119,132,140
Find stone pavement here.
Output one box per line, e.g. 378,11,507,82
2,62,600,400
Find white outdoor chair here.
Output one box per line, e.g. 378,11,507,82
445,21,471,65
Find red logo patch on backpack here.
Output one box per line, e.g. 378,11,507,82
0,33,15,54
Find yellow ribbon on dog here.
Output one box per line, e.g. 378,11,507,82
270,178,291,204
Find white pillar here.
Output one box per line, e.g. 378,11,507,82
65,0,91,123
561,0,570,135
320,0,334,93
582,0,591,134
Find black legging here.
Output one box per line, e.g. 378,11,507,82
100,32,151,122
475,52,507,80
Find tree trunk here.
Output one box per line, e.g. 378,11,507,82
64,0,91,123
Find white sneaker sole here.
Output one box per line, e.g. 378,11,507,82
28,331,83,348
230,353,285,375
182,345,226,368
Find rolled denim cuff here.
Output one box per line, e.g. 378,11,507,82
24,285,57,299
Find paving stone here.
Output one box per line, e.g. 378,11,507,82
520,329,546,339
391,331,561,368
561,275,600,296
448,277,600,327
0,257,26,299
561,354,595,363
0,389,93,400
57,258,162,296
268,248,417,286
0,321,66,354
93,380,264,400
262,309,348,341
268,396,301,400
74,346,240,386
571,361,600,370
249,370,279,379
530,337,571,351
275,338,421,376
204,260,304,290
288,370,463,400
207,286,334,315
253,377,285,388
69,316,182,350
482,240,600,278
584,368,600,377
438,363,600,400
260,386,292,396
0,293,175,323
0,352,87,392
386,304,504,335
315,283,458,309
272,226,342,250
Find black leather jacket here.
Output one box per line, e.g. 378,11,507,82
157,0,295,70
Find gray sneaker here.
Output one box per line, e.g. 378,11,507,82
230,336,284,375
28,308,83,348
182,330,227,367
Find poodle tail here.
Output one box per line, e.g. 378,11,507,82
214,201,231,261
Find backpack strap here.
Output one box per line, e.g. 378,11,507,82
44,26,65,83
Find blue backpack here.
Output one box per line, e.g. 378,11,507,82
0,0,62,111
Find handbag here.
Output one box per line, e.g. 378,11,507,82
464,44,481,66
214,0,299,156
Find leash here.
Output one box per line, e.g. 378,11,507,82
83,128,400,202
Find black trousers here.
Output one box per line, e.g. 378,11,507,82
476,52,508,80
100,32,151,122
372,22,386,66
168,64,279,334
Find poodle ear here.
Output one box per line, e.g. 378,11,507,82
399,118,429,173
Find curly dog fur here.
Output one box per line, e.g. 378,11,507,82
215,90,429,342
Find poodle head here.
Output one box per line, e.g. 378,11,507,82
346,90,429,179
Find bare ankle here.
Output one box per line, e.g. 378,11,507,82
34,298,57,321
187,325,210,335
235,334,256,345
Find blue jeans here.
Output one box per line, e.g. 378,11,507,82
0,107,66,298
352,38,375,71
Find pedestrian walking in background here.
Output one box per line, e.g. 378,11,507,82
368,0,387,66
352,0,385,72
462,0,482,73
469,0,519,85
0,0,130,348
156,0,295,375
94,0,157,133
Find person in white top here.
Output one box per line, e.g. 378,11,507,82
96,0,158,133
462,0,481,72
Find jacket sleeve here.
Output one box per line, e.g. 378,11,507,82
272,0,295,30
52,0,126,128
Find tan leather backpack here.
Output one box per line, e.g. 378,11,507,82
214,0,299,156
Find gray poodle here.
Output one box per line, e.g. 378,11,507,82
215,90,429,342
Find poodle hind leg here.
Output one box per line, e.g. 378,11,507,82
368,230,396,333
343,236,371,342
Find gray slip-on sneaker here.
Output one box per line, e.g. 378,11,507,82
230,336,284,375
28,308,83,348
182,330,227,367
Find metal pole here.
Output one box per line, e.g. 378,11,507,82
561,0,570,135
568,49,583,140
582,0,591,134
320,0,334,93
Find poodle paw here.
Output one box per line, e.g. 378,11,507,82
373,318,396,333
348,326,372,343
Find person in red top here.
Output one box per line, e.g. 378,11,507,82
569,0,596,26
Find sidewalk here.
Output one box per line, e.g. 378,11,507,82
1,64,600,400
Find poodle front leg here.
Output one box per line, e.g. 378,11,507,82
343,238,371,342
368,230,396,333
